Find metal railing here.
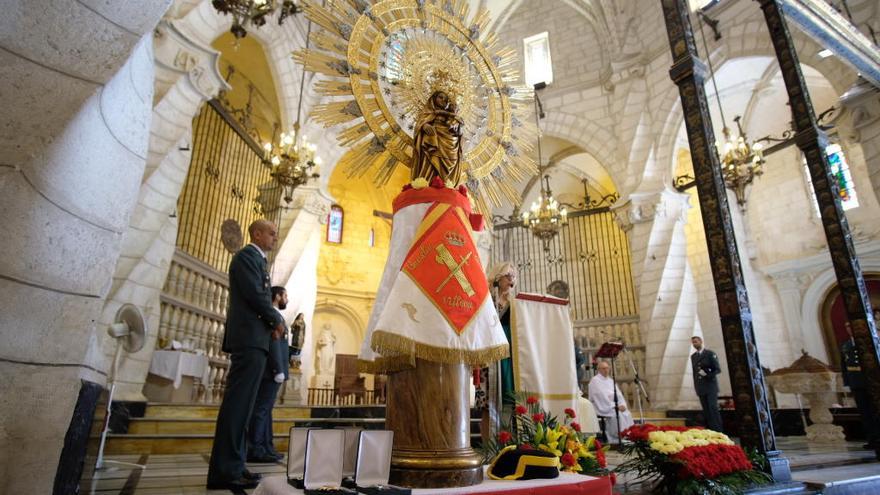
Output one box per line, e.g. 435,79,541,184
307,388,386,406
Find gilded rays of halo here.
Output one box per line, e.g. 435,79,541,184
293,0,537,213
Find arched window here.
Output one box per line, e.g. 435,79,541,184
803,142,859,216
327,205,344,244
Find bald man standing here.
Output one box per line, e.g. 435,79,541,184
207,220,285,490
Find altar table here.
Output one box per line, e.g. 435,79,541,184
254,470,612,495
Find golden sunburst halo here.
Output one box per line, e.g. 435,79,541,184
294,0,537,213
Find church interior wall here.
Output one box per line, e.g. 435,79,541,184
0,1,171,491
492,0,874,412
2,1,879,490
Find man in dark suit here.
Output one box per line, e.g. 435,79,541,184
207,219,284,490
841,321,880,449
247,285,291,462
691,335,723,432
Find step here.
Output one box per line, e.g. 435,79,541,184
128,417,386,435
794,462,880,495
143,403,311,420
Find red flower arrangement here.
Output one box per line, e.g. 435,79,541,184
571,422,581,432
531,413,545,423
526,396,539,405
616,423,770,495
672,444,753,480
515,405,528,415
560,452,577,468
564,408,576,418
619,423,697,442
497,430,512,444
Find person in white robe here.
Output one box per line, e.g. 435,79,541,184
588,360,634,443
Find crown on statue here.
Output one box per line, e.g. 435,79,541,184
427,69,461,102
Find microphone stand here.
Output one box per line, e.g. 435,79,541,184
622,345,649,425
610,354,622,446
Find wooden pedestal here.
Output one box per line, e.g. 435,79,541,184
386,358,483,488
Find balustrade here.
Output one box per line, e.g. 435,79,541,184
307,388,386,406
574,318,644,407
158,250,231,403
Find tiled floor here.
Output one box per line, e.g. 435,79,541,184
82,437,878,494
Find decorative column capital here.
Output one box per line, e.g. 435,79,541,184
153,20,231,101
612,189,690,231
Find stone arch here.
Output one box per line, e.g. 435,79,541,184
801,261,880,364
175,1,307,130
312,299,366,358
540,111,620,175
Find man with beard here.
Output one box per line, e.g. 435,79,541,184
247,285,290,462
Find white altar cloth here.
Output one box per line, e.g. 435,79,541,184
255,468,608,495
148,350,209,388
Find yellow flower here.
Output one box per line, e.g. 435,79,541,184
411,178,429,189
538,443,562,457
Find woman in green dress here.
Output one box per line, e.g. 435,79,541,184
476,262,518,443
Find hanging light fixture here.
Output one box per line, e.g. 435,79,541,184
522,175,568,252
264,123,321,203
521,82,568,252
212,0,300,39
265,14,320,203
698,10,765,208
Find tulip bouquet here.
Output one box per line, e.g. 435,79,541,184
615,424,771,494
480,395,611,478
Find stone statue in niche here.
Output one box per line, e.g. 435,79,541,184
315,323,336,387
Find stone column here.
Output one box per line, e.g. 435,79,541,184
96,19,231,402
615,189,702,409
0,1,171,492
839,80,880,207
659,0,789,480
757,0,880,458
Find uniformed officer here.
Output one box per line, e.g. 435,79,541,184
691,335,723,432
841,321,880,449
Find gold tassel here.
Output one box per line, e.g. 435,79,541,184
369,330,510,369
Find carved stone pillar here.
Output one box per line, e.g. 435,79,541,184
757,0,880,458
614,190,702,409
839,80,880,206
659,0,789,480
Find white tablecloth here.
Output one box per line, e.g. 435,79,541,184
148,350,210,389
255,468,606,494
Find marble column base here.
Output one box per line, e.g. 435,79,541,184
806,423,846,442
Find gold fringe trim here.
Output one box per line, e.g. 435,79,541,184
361,330,510,375
357,355,415,374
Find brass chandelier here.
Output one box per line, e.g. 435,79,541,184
521,83,568,252
212,0,299,39
718,116,765,207
699,10,765,208
263,122,321,203
264,12,320,203
522,175,568,252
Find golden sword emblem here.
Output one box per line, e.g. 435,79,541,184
434,244,475,296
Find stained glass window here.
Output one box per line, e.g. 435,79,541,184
327,205,344,244
803,143,858,216
523,32,553,87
